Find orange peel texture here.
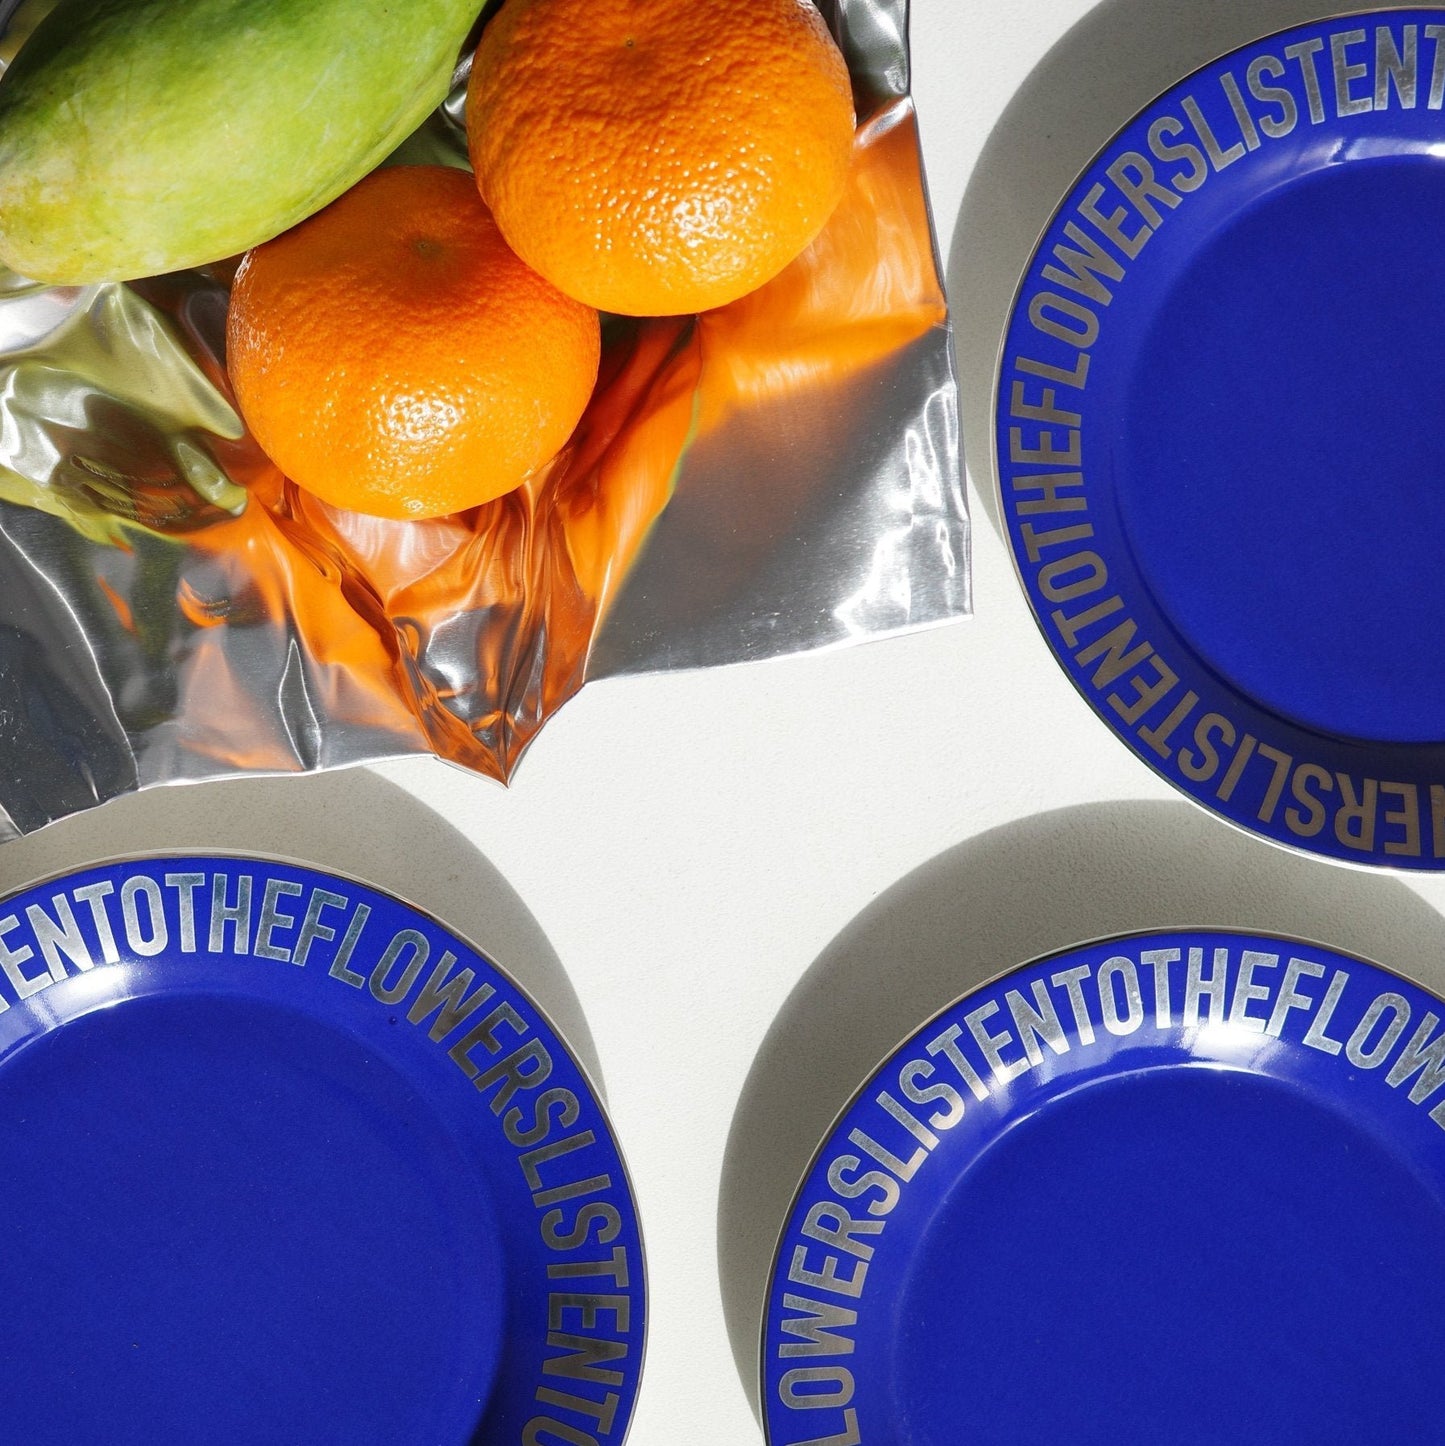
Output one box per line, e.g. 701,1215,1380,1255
226,165,601,520
467,0,857,317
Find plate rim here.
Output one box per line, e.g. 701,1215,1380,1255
755,920,1445,1439
988,3,1445,875
0,847,651,1446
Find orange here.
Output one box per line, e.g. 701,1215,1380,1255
226,164,601,520
466,0,856,317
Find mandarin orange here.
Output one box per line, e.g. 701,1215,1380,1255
226,164,601,520
466,0,856,317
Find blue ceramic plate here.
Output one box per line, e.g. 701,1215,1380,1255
998,10,1445,869
762,929,1445,1444
0,856,644,1445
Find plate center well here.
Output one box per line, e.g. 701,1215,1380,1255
0,992,506,1446
892,1066,1445,1445
1117,153,1445,745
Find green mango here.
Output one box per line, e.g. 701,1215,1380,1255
0,0,482,284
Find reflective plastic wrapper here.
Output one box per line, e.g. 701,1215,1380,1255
0,0,968,840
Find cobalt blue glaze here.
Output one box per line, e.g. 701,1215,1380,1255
0,858,644,1446
763,930,1445,1444
998,10,1445,868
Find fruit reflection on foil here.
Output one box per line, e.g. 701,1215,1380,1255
0,0,965,837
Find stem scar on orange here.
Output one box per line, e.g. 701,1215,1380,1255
226,164,601,521
466,0,857,318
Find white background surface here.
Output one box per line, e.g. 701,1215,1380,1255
8,1,1445,1440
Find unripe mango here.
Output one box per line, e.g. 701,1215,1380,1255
0,0,481,284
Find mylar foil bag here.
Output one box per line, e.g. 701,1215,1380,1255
0,0,968,840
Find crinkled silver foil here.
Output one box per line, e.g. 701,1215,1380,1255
0,0,968,840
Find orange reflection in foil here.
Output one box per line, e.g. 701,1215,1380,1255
185,314,700,777
696,99,948,433
177,457,427,772
97,574,136,635
180,98,941,781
